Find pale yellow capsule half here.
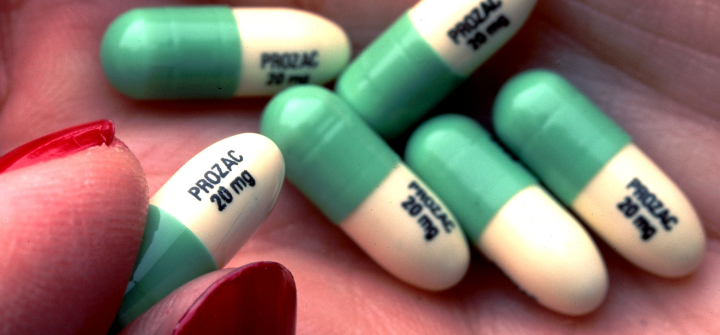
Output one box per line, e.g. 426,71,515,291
151,133,285,267
480,186,608,315
572,144,705,277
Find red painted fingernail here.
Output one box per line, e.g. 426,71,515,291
173,262,297,335
0,120,115,174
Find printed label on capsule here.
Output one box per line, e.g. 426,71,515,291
186,150,258,212
400,181,457,240
261,50,320,86
446,0,511,51
617,177,679,241
261,50,319,70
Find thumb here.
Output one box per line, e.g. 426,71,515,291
0,120,148,334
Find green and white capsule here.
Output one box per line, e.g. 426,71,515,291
101,6,350,99
493,70,706,278
336,0,537,138
115,133,284,327
261,85,470,291
406,114,607,315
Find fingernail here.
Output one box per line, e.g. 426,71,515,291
0,120,115,174
173,262,297,335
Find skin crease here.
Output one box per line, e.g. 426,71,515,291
0,0,719,334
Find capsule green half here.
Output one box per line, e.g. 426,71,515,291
335,13,464,138
404,114,534,240
101,6,241,99
260,85,399,223
492,70,631,205
114,205,217,328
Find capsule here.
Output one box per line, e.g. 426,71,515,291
493,70,706,278
405,114,607,315
335,0,537,138
115,133,284,327
260,85,470,291
101,6,350,99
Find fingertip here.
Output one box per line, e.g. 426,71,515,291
0,138,148,334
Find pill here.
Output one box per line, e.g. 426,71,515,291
101,6,350,99
405,114,607,315
114,133,284,327
260,85,470,291
493,70,706,278
335,0,537,138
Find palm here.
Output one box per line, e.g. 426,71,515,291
1,0,717,334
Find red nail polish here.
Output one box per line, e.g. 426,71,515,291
173,262,297,335
0,120,115,174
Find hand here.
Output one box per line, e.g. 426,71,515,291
0,0,718,334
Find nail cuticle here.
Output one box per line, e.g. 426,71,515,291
0,119,116,174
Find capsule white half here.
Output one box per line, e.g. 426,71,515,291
151,133,285,266
341,164,471,290
573,144,705,277
480,186,608,315
409,0,535,75
233,8,351,96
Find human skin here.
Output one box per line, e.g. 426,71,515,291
0,0,719,334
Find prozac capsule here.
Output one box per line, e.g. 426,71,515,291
493,69,706,278
261,85,470,291
101,6,350,99
406,114,608,315
114,133,284,327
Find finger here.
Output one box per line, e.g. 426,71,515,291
0,122,148,334
120,262,296,335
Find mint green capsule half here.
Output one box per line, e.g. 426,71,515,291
113,205,217,328
101,6,241,99
101,6,350,99
405,114,534,240
335,13,465,138
492,70,631,205
261,85,399,223
261,85,470,291
405,114,608,315
336,0,537,138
